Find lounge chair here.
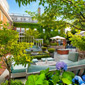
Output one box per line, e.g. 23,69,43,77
32,59,38,63
26,65,56,78
60,52,79,64
11,64,27,78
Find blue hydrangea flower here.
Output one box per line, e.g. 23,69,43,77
56,61,67,71
82,75,85,82
72,76,85,85
81,83,85,85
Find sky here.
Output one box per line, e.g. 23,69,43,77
7,0,44,15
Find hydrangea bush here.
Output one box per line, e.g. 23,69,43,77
26,61,85,85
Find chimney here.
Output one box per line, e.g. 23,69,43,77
38,7,41,15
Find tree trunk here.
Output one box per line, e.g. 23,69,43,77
8,66,11,85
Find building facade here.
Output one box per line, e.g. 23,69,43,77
10,13,41,42
10,13,38,32
0,0,12,29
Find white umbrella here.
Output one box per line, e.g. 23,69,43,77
50,36,65,40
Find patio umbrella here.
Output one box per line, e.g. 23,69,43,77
50,36,65,40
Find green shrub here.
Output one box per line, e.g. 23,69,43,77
1,80,24,85
26,67,75,85
42,47,47,50
50,43,57,46
38,51,49,55
33,54,50,59
42,43,48,47
48,48,55,53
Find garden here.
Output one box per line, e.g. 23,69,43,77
0,0,85,85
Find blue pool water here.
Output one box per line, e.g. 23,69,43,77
26,45,42,52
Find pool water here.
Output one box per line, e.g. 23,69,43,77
26,45,42,52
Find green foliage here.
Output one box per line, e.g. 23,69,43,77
43,43,48,47
26,68,75,85
25,73,49,85
50,43,57,46
0,26,33,65
0,22,33,85
25,11,66,43
62,71,75,85
15,0,85,30
42,47,47,50
69,32,85,51
11,42,33,66
32,53,50,59
25,28,40,39
1,80,24,85
71,29,77,34
13,22,40,29
0,23,19,57
48,48,55,53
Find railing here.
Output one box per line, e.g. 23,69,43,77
10,13,31,17
12,20,38,23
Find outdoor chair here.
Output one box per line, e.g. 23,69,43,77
60,52,79,64
32,58,38,63
11,64,28,78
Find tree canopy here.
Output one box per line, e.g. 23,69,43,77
15,0,85,30
0,22,32,66
0,22,33,85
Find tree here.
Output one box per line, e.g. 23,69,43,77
15,0,85,30
0,22,33,85
67,31,85,51
24,28,40,42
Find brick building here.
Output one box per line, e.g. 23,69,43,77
0,0,12,29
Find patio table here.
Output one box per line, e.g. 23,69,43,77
36,61,56,66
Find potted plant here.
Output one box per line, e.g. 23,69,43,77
42,47,47,52
48,48,55,58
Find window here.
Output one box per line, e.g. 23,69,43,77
17,17,21,21
43,29,45,33
16,28,20,32
26,28,29,30
21,28,25,32
24,18,26,21
26,18,28,21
